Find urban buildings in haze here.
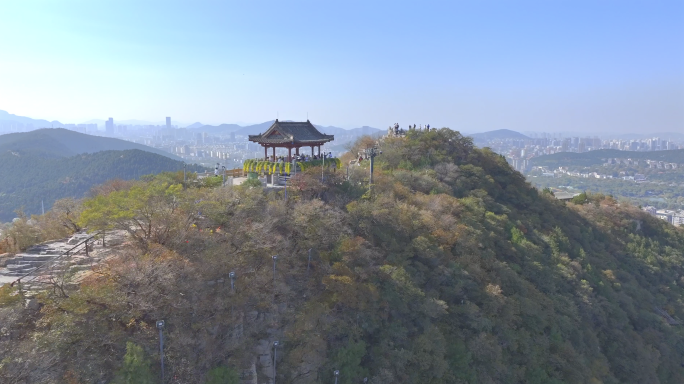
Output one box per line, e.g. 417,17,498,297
105,118,114,134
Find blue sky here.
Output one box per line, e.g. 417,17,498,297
0,0,682,133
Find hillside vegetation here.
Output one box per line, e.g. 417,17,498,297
0,149,204,221
1,129,684,384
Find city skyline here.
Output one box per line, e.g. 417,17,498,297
1,1,682,132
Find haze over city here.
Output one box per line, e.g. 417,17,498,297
1,0,682,133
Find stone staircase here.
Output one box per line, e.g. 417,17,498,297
0,232,102,289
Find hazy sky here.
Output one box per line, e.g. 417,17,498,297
0,0,682,133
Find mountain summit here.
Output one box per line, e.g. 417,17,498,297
1,128,683,383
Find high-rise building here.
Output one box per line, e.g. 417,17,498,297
105,118,114,134
166,117,171,129
561,138,570,152
578,141,586,153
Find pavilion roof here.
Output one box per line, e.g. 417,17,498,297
248,120,334,145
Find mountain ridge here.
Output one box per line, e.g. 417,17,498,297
468,128,531,142
0,128,182,160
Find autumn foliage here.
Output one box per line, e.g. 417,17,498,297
1,129,684,383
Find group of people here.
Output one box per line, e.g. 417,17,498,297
269,152,333,162
411,123,430,131
388,123,432,136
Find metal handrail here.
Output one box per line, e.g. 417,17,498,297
10,231,102,287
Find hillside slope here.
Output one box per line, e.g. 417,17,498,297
0,149,203,221
0,128,181,160
1,129,683,384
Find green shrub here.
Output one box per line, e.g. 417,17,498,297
205,366,239,384
571,191,588,205
111,342,155,384
242,178,263,188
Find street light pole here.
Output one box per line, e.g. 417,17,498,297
229,271,236,292
156,320,165,383
273,341,279,384
272,255,278,284
334,370,340,384
307,248,312,274
364,147,382,188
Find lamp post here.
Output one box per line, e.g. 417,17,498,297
229,271,236,292
273,341,279,384
334,370,340,384
222,165,226,186
307,248,312,274
156,320,165,383
183,163,187,183
272,255,278,284
364,146,382,187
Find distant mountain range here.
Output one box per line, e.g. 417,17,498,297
0,129,181,160
468,129,531,143
190,121,383,151
0,110,384,139
191,120,383,137
0,110,63,130
184,122,205,129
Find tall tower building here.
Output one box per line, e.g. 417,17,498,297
166,117,171,129
105,118,114,134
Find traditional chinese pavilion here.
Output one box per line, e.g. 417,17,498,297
248,119,334,161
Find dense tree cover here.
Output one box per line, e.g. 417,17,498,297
0,149,205,222
528,154,684,210
530,175,684,210
1,128,684,383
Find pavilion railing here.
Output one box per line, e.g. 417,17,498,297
243,158,341,175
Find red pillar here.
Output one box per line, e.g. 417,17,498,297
272,147,276,162
296,147,300,155
311,146,314,156
318,145,321,156
288,147,292,161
